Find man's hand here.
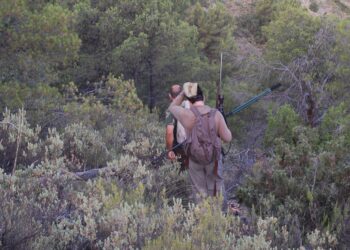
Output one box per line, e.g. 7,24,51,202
167,150,176,160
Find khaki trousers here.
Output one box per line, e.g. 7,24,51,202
188,156,224,204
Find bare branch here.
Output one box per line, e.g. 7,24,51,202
0,122,19,131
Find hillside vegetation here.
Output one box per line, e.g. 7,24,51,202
1,0,350,249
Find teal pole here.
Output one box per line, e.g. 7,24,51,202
225,83,281,118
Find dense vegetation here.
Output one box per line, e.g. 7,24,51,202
1,0,349,249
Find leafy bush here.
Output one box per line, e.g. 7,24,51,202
1,0,350,248
265,104,301,145
0,109,45,173
262,1,321,63
3,96,350,248
238,103,350,248
63,123,110,171
2,101,347,249
0,83,64,128
0,161,283,249
309,2,319,12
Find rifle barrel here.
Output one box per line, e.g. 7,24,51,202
225,84,281,118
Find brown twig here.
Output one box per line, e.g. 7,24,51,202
12,109,24,175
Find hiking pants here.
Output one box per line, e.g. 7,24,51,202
188,155,225,204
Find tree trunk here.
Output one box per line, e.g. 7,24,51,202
305,93,316,127
148,60,154,113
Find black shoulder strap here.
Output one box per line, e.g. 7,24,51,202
173,118,178,146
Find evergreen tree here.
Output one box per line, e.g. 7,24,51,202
111,0,203,112
334,18,350,100
0,0,81,85
262,2,320,64
186,2,235,62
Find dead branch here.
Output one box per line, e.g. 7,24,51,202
74,168,101,180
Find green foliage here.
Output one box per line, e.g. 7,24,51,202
0,109,42,173
186,2,236,61
0,82,64,127
334,19,350,82
319,102,350,145
263,2,321,63
94,75,144,113
236,0,301,43
1,100,349,248
239,102,350,248
0,0,81,84
1,0,350,249
110,0,203,111
309,2,319,12
236,0,274,43
63,123,110,170
0,146,277,249
0,75,158,172
69,0,205,111
62,75,144,128
3,102,346,248
265,104,301,145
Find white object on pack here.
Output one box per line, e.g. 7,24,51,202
176,100,190,144
183,82,198,98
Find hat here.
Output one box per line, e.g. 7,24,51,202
183,82,198,98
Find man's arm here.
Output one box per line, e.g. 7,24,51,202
166,124,174,151
165,112,176,160
168,91,195,130
216,112,232,143
165,124,176,160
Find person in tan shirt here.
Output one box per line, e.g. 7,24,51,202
168,83,232,204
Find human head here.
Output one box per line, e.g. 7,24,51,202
183,82,204,104
169,84,182,100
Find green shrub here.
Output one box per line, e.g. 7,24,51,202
0,109,42,173
2,101,348,249
309,2,319,12
0,154,274,249
63,123,110,171
0,82,64,128
239,102,350,248
265,104,301,146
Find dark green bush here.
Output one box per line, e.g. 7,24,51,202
309,2,319,12
238,103,350,248
0,83,64,128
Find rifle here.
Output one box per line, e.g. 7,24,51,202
216,53,224,115
150,141,185,166
225,83,281,118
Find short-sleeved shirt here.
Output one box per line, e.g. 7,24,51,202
165,110,175,126
166,100,190,126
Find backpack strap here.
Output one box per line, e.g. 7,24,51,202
209,109,220,158
190,106,201,117
213,159,219,196
209,109,220,196
173,118,178,146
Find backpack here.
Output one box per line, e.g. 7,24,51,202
175,120,186,144
184,106,221,165
173,100,190,145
